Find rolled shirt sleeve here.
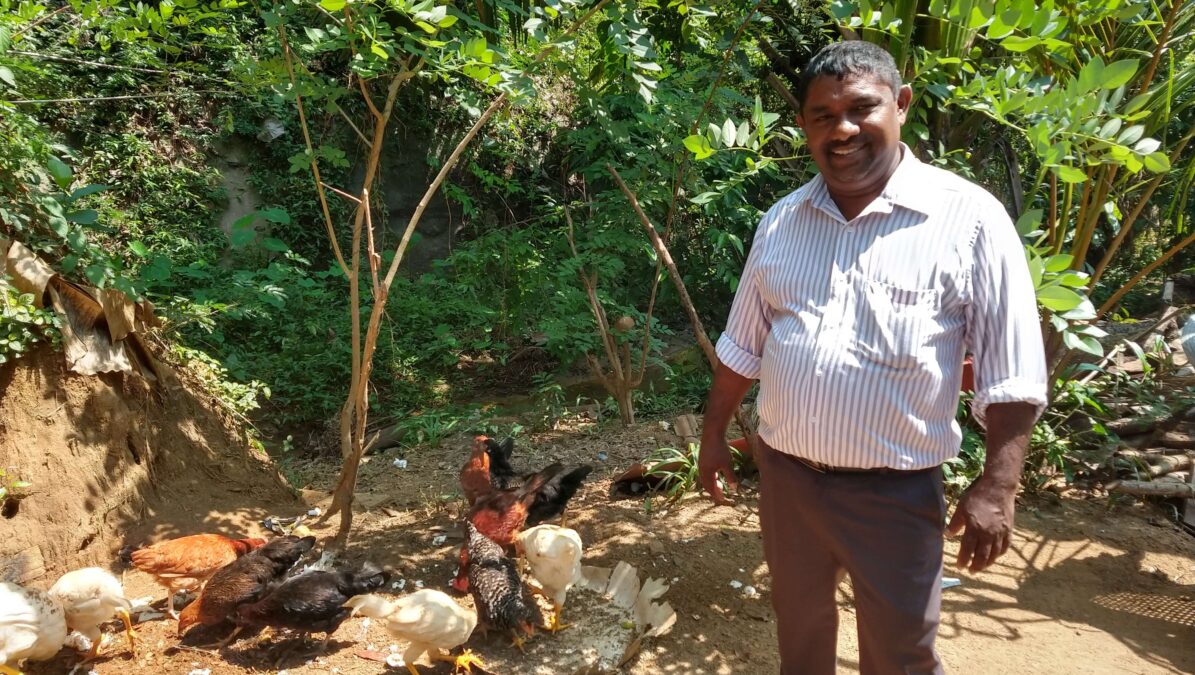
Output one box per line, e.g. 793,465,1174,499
715,214,775,380
965,200,1049,427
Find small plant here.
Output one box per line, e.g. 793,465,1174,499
0,277,62,364
394,409,464,448
642,442,749,506
0,467,33,517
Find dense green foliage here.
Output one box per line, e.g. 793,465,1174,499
1,0,1193,492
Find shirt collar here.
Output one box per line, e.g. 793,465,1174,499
799,143,933,220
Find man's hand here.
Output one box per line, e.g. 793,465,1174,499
946,477,1016,572
698,437,739,505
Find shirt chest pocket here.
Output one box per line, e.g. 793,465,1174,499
854,279,942,369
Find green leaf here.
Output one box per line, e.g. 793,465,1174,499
683,135,714,160
231,227,256,247
69,184,108,201
1123,93,1151,114
1100,60,1138,90
259,208,290,224
84,264,107,286
1062,331,1103,357
1097,118,1122,139
128,241,149,257
1054,165,1087,183
370,41,389,59
47,157,72,189
1133,138,1160,155
261,237,289,252
721,119,736,148
1056,271,1090,288
1000,35,1040,52
1044,254,1073,272
1143,151,1171,173
1116,124,1144,145
735,121,750,147
319,0,346,10
1026,252,1043,288
0,66,14,89
415,20,437,33
1036,285,1084,311
438,14,458,27
67,209,98,225
1014,208,1042,237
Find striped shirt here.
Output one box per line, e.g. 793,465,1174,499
716,146,1048,470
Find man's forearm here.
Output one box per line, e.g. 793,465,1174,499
981,402,1039,489
701,362,755,442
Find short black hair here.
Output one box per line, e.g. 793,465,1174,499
796,41,902,107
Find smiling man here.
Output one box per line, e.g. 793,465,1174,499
698,41,1048,674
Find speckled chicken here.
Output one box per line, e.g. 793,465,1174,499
451,463,562,592
178,535,316,642
345,590,484,675
127,533,267,619
516,524,583,632
48,567,136,661
234,562,388,647
0,582,67,674
464,522,542,651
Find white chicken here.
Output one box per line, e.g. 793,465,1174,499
0,582,68,675
48,567,136,661
345,590,484,675
515,524,583,632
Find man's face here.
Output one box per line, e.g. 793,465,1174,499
796,73,911,199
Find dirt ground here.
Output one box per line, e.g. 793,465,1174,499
19,415,1195,675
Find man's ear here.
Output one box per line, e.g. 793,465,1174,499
896,84,912,123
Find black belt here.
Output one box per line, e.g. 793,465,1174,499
787,454,934,475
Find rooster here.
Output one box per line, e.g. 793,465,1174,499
459,436,493,507
0,582,67,674
48,567,137,661
515,525,583,632
464,523,541,652
178,535,316,645
450,463,563,593
345,590,485,675
126,533,267,619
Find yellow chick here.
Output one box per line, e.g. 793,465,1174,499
345,590,483,675
48,568,136,661
1,582,68,675
516,524,583,632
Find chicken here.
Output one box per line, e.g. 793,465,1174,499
178,535,316,643
48,567,136,661
465,523,542,651
450,463,563,592
459,436,493,507
515,525,583,632
234,562,389,648
127,533,267,619
526,464,592,528
345,590,484,675
483,436,519,490
0,582,67,674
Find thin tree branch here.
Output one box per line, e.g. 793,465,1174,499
278,24,350,278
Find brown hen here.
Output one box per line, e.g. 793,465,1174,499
459,435,493,507
128,533,266,619
177,535,315,644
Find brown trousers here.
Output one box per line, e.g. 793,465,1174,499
756,441,946,675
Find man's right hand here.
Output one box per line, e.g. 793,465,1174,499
698,436,739,505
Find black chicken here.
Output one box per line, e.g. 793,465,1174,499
483,436,519,490
465,522,542,652
234,562,389,648
526,464,593,527
178,535,317,643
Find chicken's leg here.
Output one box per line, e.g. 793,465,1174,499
214,625,244,649
117,607,137,657
167,592,180,621
548,602,571,633
559,507,569,529
433,647,486,674
405,663,421,675
0,665,22,675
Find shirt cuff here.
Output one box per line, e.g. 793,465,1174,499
972,379,1048,428
716,333,762,380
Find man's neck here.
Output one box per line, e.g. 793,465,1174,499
826,147,903,222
